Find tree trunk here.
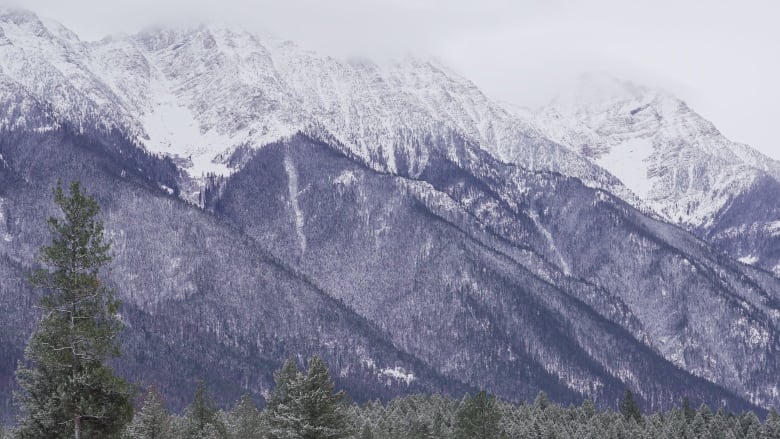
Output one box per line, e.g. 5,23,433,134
74,415,81,439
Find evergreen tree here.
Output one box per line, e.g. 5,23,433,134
300,355,351,439
266,355,351,439
181,382,225,439
740,411,761,439
357,423,373,439
708,410,729,439
682,396,695,422
691,411,711,439
431,410,447,438
453,391,504,439
266,359,305,439
225,393,264,439
1,424,14,439
763,409,780,439
533,392,549,411
619,389,641,424
123,386,174,439
14,181,133,439
581,399,595,420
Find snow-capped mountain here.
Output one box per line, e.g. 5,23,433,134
0,9,636,204
530,74,780,274
2,8,780,420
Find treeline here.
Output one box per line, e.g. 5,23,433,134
5,353,780,438
72,368,780,439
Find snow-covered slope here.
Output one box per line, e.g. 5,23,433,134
3,9,778,273
0,10,637,204
530,75,780,274
0,10,138,133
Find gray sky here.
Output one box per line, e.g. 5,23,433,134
4,0,779,158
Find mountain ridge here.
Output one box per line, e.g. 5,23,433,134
529,74,780,275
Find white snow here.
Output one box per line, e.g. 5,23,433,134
140,77,233,177
4,10,780,249
528,210,571,275
0,198,11,242
284,152,306,254
531,74,780,230
767,221,780,237
380,366,415,385
594,137,654,199
334,170,358,186
738,255,759,265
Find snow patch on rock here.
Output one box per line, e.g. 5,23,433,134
380,366,415,385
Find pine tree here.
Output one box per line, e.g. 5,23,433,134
682,396,695,422
619,389,642,424
0,424,14,439
357,423,373,439
533,392,549,412
581,399,596,420
266,356,351,439
708,410,729,439
431,410,447,438
266,359,304,439
123,386,174,439
740,411,761,439
763,409,780,439
300,355,351,439
691,411,711,439
181,382,225,439
14,181,134,439
225,393,264,439
453,391,504,439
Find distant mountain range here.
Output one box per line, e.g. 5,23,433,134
1,8,779,420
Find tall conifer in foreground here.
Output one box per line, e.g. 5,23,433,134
300,356,351,439
14,181,133,439
265,356,351,439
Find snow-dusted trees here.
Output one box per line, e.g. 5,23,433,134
123,386,174,439
224,394,265,439
91,355,780,439
265,356,351,439
180,383,225,439
14,181,133,439
453,391,504,439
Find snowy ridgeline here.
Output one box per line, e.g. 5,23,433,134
2,9,780,276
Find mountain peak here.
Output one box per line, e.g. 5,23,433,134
0,8,40,25
0,8,80,43
549,73,665,114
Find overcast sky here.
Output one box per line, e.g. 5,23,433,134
4,0,779,158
